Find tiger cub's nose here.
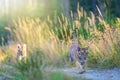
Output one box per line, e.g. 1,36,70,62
81,62,85,65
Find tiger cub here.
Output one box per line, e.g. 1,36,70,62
17,44,27,60
70,45,89,73
76,46,89,73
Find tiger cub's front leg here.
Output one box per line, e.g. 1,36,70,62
75,61,85,74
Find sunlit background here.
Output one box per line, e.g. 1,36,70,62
0,0,61,18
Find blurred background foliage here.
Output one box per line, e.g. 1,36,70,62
0,0,120,45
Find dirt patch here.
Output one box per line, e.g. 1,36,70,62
47,67,120,80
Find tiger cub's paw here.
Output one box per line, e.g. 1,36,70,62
78,70,86,74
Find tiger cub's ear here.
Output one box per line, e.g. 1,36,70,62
17,44,21,50
86,46,89,53
77,47,80,51
86,46,89,49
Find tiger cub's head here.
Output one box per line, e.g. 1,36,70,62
77,46,89,65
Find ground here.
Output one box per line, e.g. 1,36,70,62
46,67,120,80
0,64,120,80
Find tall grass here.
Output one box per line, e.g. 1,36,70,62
7,5,120,69
10,17,71,67
87,16,120,68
